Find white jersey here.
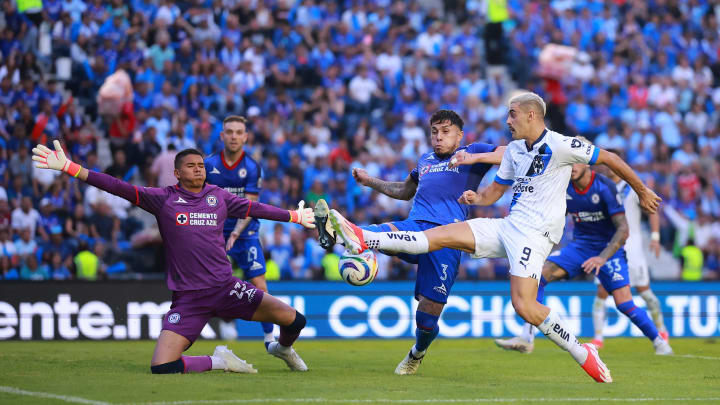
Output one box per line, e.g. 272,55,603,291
495,129,598,243
616,180,647,269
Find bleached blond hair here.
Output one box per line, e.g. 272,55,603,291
508,92,547,117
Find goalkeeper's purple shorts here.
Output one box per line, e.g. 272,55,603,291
161,277,264,346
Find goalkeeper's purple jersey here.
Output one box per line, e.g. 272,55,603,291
137,183,252,291
85,172,257,291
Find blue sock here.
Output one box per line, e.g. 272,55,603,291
361,223,392,233
617,300,659,341
261,322,274,335
414,310,440,355
536,276,547,304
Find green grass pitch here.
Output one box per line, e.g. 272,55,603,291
1,338,719,405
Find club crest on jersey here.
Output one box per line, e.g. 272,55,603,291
419,165,431,178
175,212,189,225
530,155,545,175
206,195,218,207
238,168,247,178
591,193,600,204
168,313,181,324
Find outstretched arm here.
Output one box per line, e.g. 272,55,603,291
449,146,507,168
458,181,510,206
353,168,418,200
32,141,138,204
224,191,315,230
595,149,661,213
582,213,629,275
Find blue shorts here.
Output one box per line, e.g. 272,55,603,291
547,241,629,292
226,236,266,280
364,219,460,304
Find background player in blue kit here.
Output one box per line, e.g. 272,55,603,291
205,116,274,344
495,158,674,356
315,110,504,375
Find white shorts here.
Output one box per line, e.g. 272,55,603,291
628,263,650,288
466,217,554,280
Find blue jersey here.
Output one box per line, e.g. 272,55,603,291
566,171,625,248
409,142,496,225
204,151,262,237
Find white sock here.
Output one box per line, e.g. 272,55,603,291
592,296,606,341
210,355,226,370
363,230,429,254
264,332,274,342
411,345,426,358
521,322,536,344
652,336,666,348
640,289,667,332
537,309,588,365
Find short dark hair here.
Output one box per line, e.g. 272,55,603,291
429,110,464,130
223,115,247,128
174,148,203,169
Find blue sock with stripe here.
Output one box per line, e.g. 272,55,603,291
617,300,659,341
413,310,440,356
536,276,547,304
262,322,274,335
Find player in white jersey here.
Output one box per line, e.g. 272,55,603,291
590,164,669,347
324,92,661,383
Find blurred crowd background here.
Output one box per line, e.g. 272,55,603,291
1,0,719,282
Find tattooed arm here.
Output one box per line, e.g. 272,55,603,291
581,213,629,274
352,168,418,201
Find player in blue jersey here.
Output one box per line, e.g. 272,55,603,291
205,115,274,345
494,157,673,356
314,110,504,374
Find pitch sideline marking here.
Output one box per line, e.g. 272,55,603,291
2,385,719,404
0,385,111,405
129,398,720,404
676,354,720,361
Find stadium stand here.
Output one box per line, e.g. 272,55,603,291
0,0,719,281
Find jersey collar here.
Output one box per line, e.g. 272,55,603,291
221,150,245,170
572,171,596,195
526,128,548,152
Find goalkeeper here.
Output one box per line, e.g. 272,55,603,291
33,141,315,374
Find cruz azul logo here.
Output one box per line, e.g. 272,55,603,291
206,195,218,207
176,212,189,225
167,313,181,324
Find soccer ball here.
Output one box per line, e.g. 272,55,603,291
339,249,378,286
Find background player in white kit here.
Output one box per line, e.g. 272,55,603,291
326,92,661,383
591,161,669,347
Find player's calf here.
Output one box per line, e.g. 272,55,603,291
615,300,673,354
267,310,308,371
248,275,275,343
638,288,669,340
150,349,257,374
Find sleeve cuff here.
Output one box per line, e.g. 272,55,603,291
588,147,600,165
494,175,514,185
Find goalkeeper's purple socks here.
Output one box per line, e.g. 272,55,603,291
182,356,212,373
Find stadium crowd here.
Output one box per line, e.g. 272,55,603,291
0,0,719,282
